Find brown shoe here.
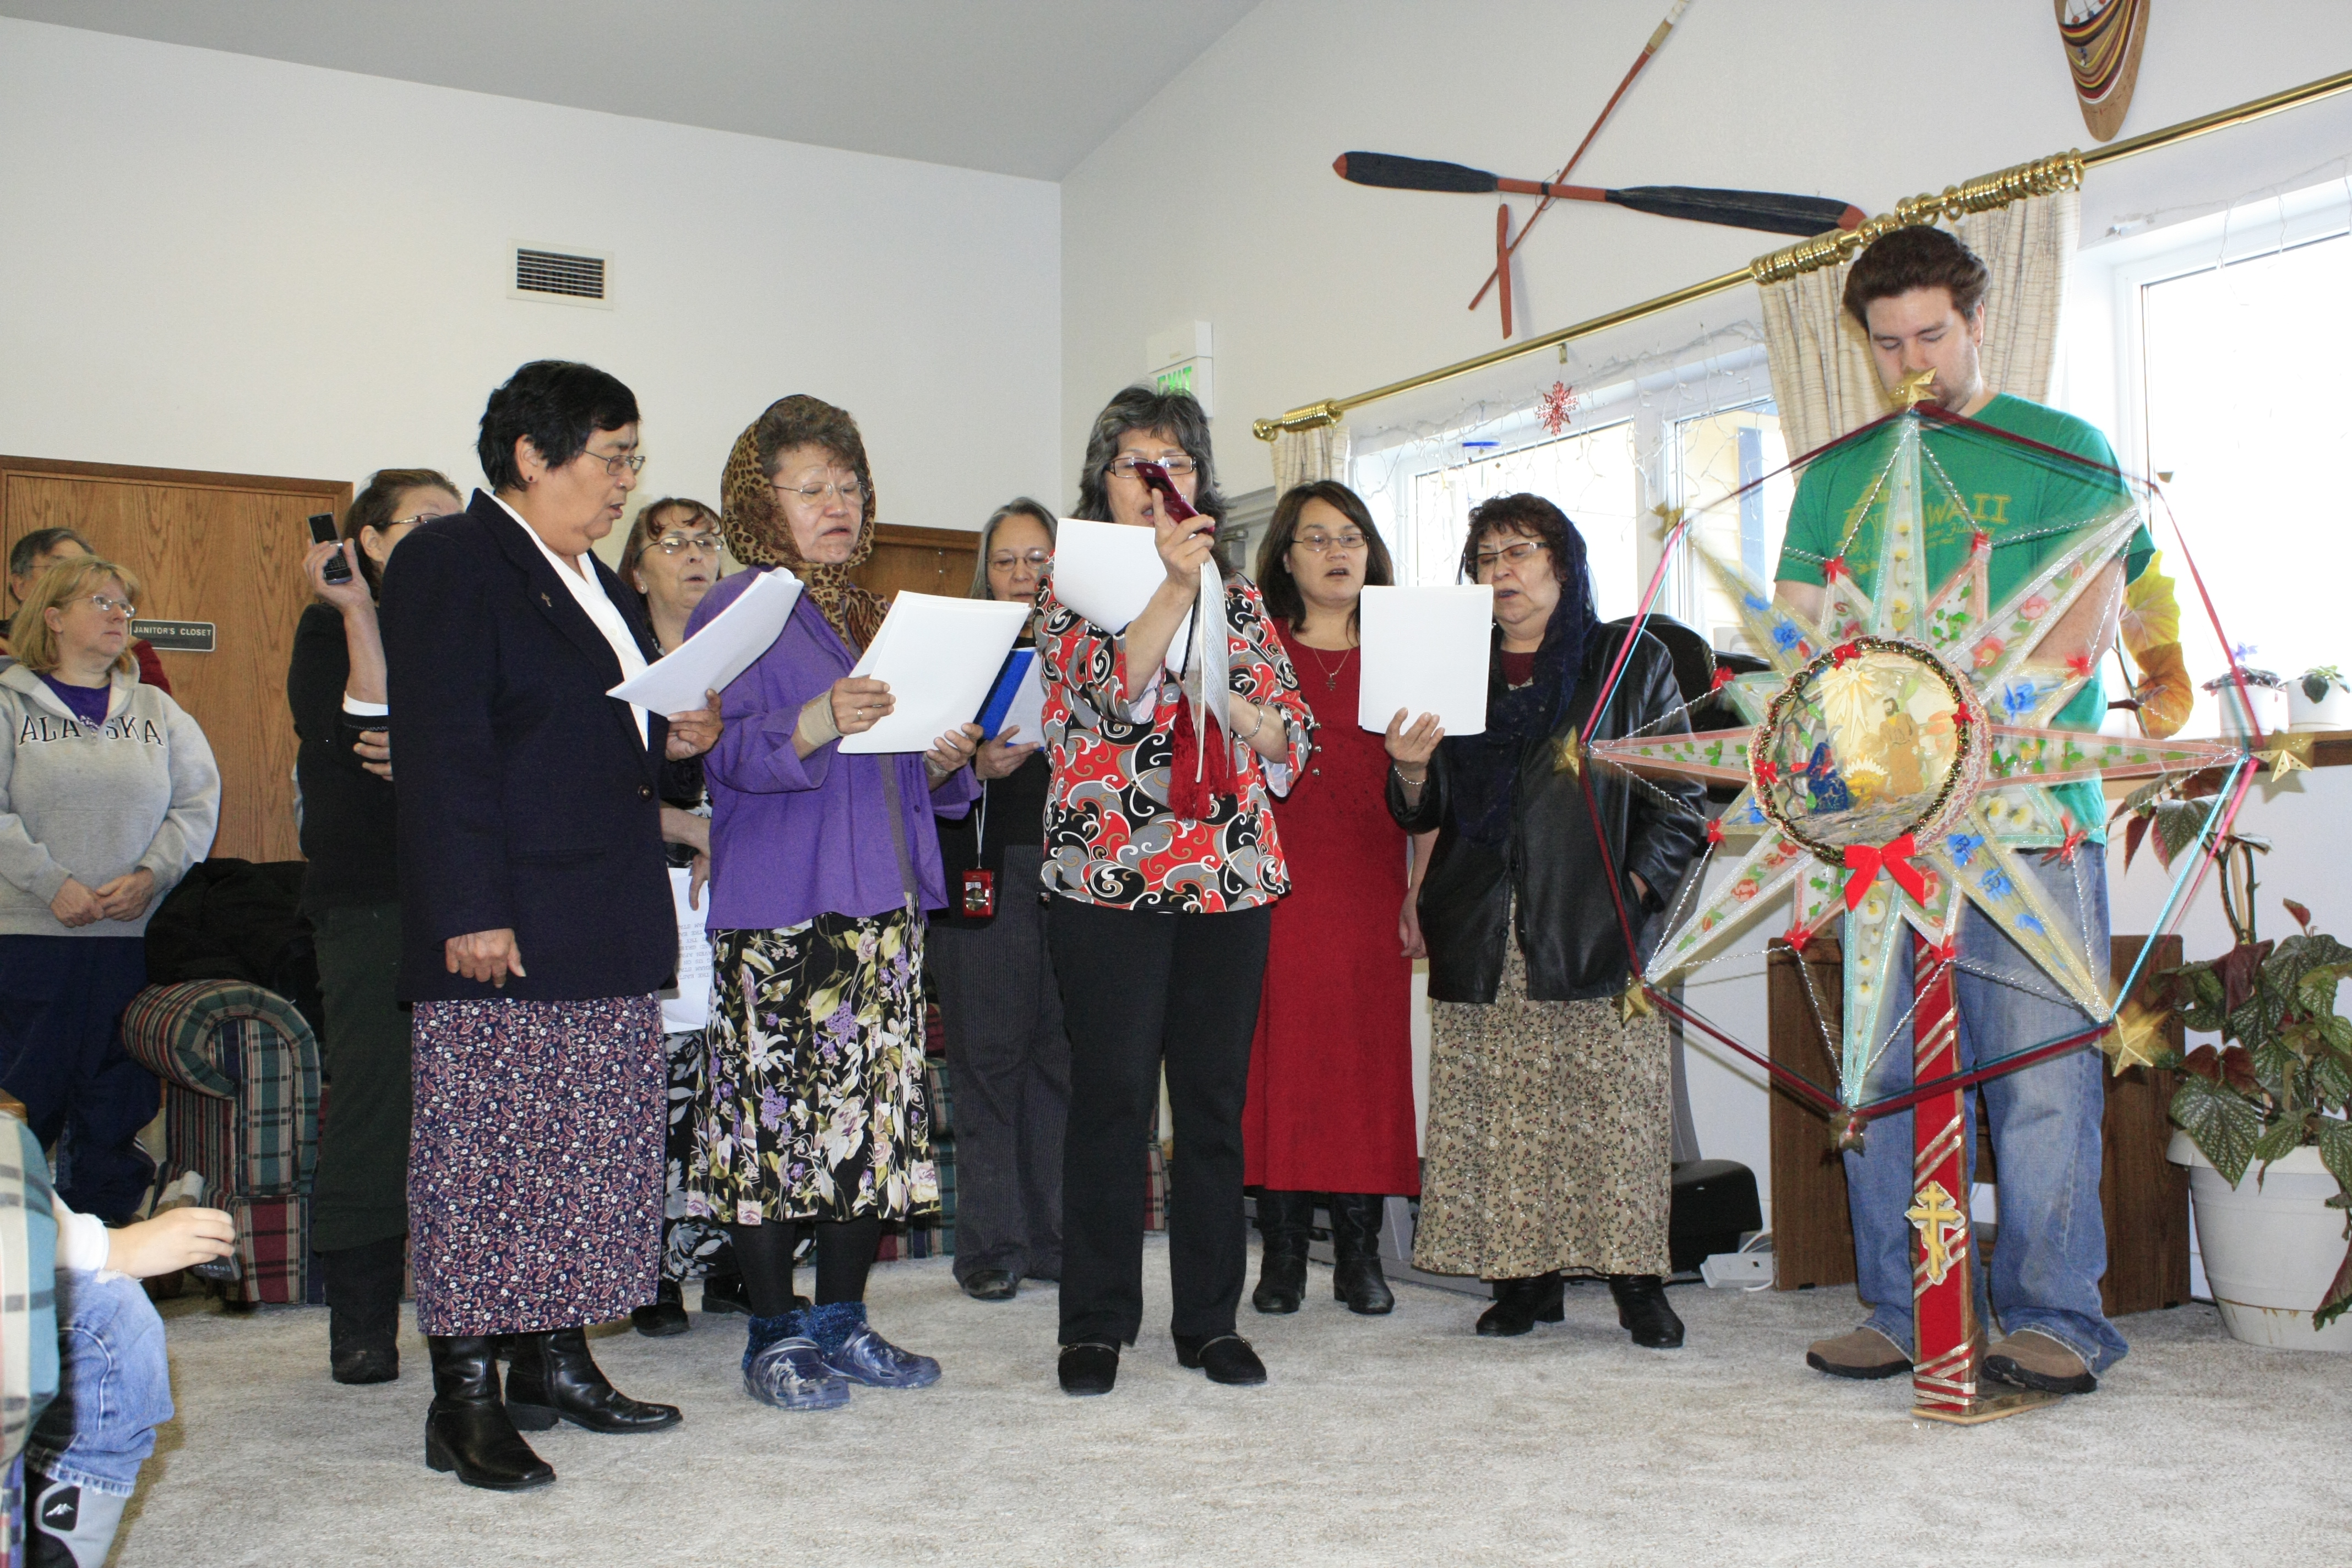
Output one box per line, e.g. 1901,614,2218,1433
1983,1329,2097,1395
1805,1325,1912,1380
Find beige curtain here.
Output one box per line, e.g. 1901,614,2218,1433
1270,421,1352,496
1755,186,2082,458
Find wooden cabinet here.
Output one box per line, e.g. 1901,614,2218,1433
851,523,979,605
1767,933,2191,1316
2,455,350,863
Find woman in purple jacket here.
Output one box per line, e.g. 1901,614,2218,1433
685,396,981,1412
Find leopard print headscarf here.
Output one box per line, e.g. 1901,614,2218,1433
719,396,887,652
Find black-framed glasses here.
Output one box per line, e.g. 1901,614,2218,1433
1471,540,1547,578
653,532,721,556
1106,453,1197,478
580,449,647,476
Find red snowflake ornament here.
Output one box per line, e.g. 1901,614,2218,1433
1537,380,1579,437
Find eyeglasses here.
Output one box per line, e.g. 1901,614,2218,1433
1471,540,1547,578
653,532,721,556
79,593,135,617
1106,453,1197,479
773,477,867,507
386,512,444,530
579,449,647,477
1294,530,1368,555
990,549,1052,571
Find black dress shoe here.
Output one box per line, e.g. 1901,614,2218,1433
960,1269,1018,1302
1475,1273,1565,1337
1173,1332,1267,1386
631,1278,691,1338
505,1328,683,1434
1608,1275,1685,1349
1327,1194,1396,1316
423,1336,553,1491
699,1272,752,1316
1251,1190,1314,1314
323,1235,406,1384
1058,1341,1120,1396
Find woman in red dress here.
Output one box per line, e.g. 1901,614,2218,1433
1245,481,1431,1316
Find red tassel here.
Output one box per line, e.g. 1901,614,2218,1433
1168,697,1238,822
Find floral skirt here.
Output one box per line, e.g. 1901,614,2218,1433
659,1028,732,1281
1411,933,1672,1281
409,994,664,1336
687,906,939,1226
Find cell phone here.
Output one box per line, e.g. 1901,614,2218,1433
151,1170,242,1283
308,511,353,584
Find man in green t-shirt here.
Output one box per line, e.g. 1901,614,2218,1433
1771,226,2133,1398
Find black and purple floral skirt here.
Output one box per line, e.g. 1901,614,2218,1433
409,993,665,1336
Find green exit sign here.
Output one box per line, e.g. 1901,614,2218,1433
1151,357,1212,413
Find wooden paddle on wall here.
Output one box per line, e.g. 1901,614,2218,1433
1335,151,1865,238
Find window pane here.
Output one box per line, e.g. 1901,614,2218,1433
1675,401,1791,656
1404,420,1642,617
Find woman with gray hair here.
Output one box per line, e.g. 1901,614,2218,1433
931,498,1069,1304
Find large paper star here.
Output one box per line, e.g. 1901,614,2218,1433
1590,409,2244,1104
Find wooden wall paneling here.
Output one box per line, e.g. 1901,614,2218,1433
1766,929,2195,1318
852,523,979,606
2,456,349,865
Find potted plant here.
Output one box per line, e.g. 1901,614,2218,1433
2201,663,2288,739
2289,665,2352,732
2133,788,2352,1346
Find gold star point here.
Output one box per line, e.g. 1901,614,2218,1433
1613,980,1656,1025
2260,736,2313,776
1895,367,1939,407
1551,728,1584,778
2101,998,2169,1075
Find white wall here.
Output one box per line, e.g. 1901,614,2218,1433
1069,0,2352,1213
0,18,1063,559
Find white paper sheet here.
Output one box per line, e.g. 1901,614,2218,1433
839,592,1031,754
998,656,1048,745
1358,585,1493,735
1196,557,1229,760
1049,518,1163,631
608,568,804,714
661,865,713,1032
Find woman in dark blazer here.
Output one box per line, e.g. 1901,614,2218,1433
380,360,721,1492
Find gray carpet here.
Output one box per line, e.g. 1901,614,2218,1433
113,1245,2348,1567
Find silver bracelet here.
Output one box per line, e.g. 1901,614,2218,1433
1240,700,1269,742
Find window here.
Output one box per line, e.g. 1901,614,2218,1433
1400,420,1642,615
1670,400,1793,656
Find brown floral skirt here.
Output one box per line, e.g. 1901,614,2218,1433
1412,934,1672,1280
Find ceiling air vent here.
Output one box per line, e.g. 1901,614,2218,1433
509,246,612,308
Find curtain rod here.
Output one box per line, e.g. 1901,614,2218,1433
1251,65,2352,441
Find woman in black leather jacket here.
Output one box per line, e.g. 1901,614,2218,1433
1384,492,1705,1347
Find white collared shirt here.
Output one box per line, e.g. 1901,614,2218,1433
491,493,650,747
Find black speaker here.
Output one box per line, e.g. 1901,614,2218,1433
1669,1159,1762,1273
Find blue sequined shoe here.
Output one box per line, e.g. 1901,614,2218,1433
804,1301,941,1389
742,1311,851,1411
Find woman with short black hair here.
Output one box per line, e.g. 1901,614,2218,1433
382,360,723,1490
1384,493,1705,1348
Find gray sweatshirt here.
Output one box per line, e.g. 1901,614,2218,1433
0,662,220,938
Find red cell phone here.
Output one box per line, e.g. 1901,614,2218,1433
1131,461,1202,525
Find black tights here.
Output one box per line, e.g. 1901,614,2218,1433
725,1218,882,1319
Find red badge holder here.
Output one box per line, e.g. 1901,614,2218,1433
960,867,995,918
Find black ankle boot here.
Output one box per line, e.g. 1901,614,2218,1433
1250,1191,1314,1314
323,1235,407,1384
1608,1274,1686,1348
1474,1272,1564,1337
423,1336,553,1491
631,1278,690,1337
1327,1194,1395,1316
505,1327,683,1434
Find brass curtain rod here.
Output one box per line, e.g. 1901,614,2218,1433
1251,65,2352,440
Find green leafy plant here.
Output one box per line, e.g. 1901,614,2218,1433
2299,665,2348,704
2158,894,2352,1329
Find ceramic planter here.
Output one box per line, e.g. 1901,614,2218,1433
2213,682,2289,741
2287,679,2352,732
2169,1131,2352,1352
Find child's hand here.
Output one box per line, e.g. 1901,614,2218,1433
107,1207,235,1279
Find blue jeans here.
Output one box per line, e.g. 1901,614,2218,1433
25,1271,173,1496
1842,843,2128,1374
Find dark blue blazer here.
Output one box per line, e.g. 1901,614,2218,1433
380,491,676,1003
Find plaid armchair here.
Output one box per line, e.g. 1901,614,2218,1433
119,981,322,1305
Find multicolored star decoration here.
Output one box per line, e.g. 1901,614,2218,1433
1589,405,2249,1107
1537,379,1580,437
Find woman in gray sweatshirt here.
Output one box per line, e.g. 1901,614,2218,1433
0,555,219,1221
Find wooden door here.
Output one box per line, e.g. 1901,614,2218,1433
852,523,978,606
2,456,350,863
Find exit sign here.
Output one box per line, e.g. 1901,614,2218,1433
1147,321,1212,415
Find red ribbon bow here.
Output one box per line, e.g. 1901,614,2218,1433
1841,834,1929,911
1709,666,1736,693
1830,641,1862,668
1823,555,1850,581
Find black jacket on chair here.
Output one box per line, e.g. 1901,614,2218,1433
1389,627,1707,1005
380,491,676,1005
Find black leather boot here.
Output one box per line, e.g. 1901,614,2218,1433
505,1327,683,1434
423,1336,553,1491
630,1277,690,1337
1250,1190,1314,1314
1327,1194,1395,1316
1474,1272,1565,1337
322,1234,406,1384
1608,1274,1686,1348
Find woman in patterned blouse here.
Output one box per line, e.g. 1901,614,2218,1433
1039,386,1314,1397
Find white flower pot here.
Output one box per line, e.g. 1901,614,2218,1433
2286,680,2352,732
2169,1131,2352,1352
2212,683,2289,741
